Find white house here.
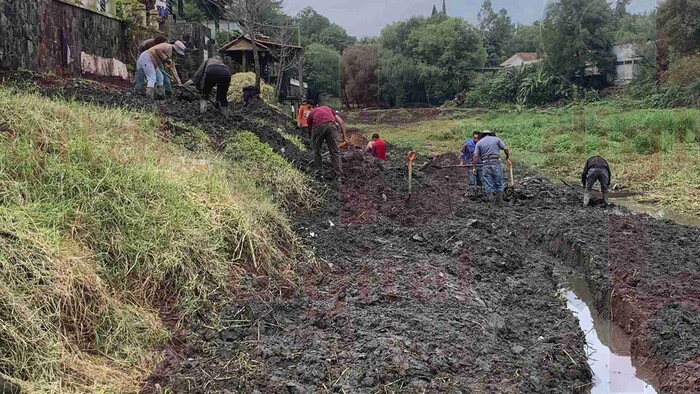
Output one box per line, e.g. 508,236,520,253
500,52,541,68
612,43,644,85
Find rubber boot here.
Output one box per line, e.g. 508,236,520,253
583,191,590,207
200,99,207,114
486,193,495,204
602,191,609,205
221,105,229,119
146,87,154,99
155,86,165,99
496,191,504,206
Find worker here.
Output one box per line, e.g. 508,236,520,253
134,36,169,93
581,155,611,206
193,55,232,117
366,133,387,160
460,131,482,188
297,99,313,136
136,40,186,99
472,130,511,205
307,100,347,177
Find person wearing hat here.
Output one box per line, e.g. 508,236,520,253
581,155,611,206
137,40,186,99
193,55,232,117
134,36,170,93
472,130,511,205
296,99,313,137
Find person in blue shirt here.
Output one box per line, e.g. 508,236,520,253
460,131,483,190
472,130,511,205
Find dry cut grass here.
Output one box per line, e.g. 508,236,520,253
0,89,307,393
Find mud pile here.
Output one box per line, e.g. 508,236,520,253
1,72,310,166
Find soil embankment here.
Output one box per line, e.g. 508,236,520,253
9,75,698,393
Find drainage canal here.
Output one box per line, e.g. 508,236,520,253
563,276,658,393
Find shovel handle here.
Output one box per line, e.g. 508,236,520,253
509,162,515,188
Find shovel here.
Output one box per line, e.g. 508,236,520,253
407,151,416,195
504,161,515,198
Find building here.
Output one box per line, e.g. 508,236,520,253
220,34,304,99
612,43,644,85
500,53,541,68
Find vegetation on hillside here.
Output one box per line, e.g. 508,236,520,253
0,89,311,393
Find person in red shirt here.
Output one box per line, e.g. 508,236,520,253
307,100,347,177
366,133,387,161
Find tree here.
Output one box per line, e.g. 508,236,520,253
540,0,616,82
379,16,486,106
657,0,700,60
304,43,341,96
341,45,379,107
506,23,541,55
295,7,357,52
213,0,284,89
266,24,304,99
478,0,516,66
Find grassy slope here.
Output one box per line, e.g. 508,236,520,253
356,104,700,216
0,89,311,393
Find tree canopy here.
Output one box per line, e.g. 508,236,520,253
304,43,342,96
478,0,516,66
295,7,357,53
540,0,616,81
379,15,486,106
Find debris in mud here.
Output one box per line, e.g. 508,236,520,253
648,303,700,365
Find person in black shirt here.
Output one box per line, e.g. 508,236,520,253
581,156,611,206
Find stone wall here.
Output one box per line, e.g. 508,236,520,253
37,0,128,75
0,0,211,81
168,22,212,82
0,0,41,71
0,0,127,77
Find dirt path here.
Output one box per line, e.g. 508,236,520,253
10,76,698,393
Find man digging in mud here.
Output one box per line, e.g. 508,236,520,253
307,100,348,178
193,55,232,118
472,130,511,205
581,155,612,206
136,40,186,99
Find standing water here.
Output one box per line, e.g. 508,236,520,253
564,276,659,393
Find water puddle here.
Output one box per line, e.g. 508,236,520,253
564,276,659,393
610,197,700,227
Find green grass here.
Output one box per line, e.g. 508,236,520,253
354,103,700,216
0,89,309,393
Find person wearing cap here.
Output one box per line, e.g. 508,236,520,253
134,36,170,93
193,55,232,117
581,155,611,206
366,133,387,161
472,130,511,205
460,131,483,191
136,40,186,99
307,100,347,177
297,99,313,137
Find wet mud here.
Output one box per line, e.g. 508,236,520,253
3,74,698,393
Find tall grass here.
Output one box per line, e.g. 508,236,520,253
354,104,700,215
0,89,306,392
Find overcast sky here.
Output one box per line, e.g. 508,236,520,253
283,0,657,38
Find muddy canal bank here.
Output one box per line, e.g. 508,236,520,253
9,75,698,393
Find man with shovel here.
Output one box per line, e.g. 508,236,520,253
307,100,348,177
472,130,511,205
193,55,232,118
581,155,611,206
